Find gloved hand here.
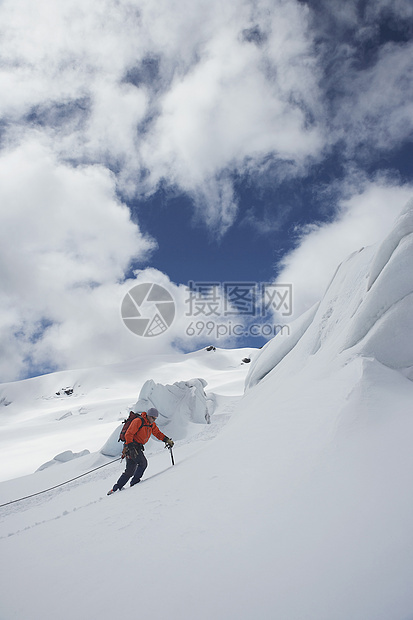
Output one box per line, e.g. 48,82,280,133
121,444,127,459
164,438,174,448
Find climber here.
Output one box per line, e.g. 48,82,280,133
107,408,174,494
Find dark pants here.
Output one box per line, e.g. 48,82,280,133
114,450,148,490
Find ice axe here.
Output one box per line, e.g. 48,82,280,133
166,444,175,466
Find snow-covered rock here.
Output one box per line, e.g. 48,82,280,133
99,426,123,457
135,377,214,439
100,376,216,453
36,449,90,471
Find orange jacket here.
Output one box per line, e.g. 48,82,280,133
125,412,166,446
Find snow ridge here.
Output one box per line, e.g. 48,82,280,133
247,199,413,385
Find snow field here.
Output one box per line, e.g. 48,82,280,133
1,202,413,619
0,347,252,481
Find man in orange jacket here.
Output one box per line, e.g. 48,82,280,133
107,408,174,494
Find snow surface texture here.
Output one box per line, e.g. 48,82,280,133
1,201,413,619
0,347,251,480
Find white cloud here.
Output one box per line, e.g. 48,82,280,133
0,138,244,380
83,81,148,165
0,0,325,230
21,268,247,378
24,274,179,376
0,139,156,380
308,1,413,157
1,0,411,226
145,18,320,179
275,179,413,319
140,2,323,228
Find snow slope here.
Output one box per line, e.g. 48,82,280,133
1,201,413,619
245,197,413,389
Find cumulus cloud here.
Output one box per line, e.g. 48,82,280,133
0,0,325,223
23,270,187,379
275,178,413,320
0,139,245,380
0,139,155,380
140,1,323,229
307,0,413,157
2,0,410,222
1,0,411,218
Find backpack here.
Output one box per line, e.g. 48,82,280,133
118,412,144,442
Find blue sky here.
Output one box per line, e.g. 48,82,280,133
0,0,413,381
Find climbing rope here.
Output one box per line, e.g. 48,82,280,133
0,457,121,508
